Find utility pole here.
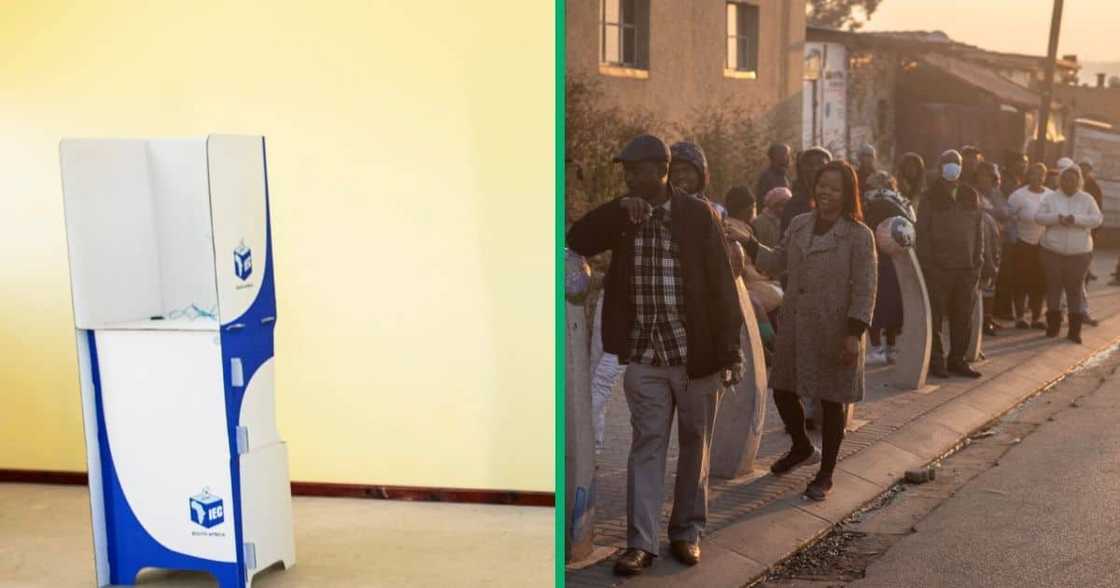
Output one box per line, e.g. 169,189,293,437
1034,0,1064,163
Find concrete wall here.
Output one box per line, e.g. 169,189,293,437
566,0,805,140
0,0,554,492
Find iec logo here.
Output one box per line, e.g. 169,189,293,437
189,488,225,529
234,240,253,281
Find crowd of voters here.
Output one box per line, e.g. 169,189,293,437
566,132,1110,576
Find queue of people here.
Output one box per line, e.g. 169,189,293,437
566,134,1107,577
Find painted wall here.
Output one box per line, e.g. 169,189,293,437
566,0,805,139
0,1,554,492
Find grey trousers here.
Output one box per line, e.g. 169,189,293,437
1041,249,1092,316
623,363,722,554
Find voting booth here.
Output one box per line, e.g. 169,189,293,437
60,135,295,588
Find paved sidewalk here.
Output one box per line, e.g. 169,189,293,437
567,251,1120,587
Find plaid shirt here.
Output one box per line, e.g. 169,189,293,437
629,201,688,366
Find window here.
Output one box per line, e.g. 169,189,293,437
726,2,759,77
601,0,649,70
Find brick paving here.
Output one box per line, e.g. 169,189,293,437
567,251,1120,586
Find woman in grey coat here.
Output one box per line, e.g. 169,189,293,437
744,160,878,500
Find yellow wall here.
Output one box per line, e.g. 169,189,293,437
0,1,554,492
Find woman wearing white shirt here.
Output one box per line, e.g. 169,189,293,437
1035,165,1103,343
1006,163,1050,330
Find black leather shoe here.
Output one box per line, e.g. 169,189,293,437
949,362,982,379
670,540,701,566
929,362,949,378
1083,315,1099,327
613,549,654,576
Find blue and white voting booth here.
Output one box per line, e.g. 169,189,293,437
60,135,295,588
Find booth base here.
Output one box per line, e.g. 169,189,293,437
240,442,296,587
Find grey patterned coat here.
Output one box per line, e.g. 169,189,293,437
758,213,878,403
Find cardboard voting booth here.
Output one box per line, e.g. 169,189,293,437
60,135,295,588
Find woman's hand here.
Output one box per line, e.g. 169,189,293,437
724,218,754,244
840,335,860,368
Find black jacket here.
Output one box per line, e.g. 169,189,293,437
1085,177,1104,210
781,180,814,235
567,189,742,378
915,180,984,272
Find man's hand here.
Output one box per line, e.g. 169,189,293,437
620,197,653,224
722,361,744,387
840,335,860,368
722,350,746,387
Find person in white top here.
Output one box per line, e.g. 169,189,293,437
1006,163,1051,330
1035,165,1103,343
590,294,625,455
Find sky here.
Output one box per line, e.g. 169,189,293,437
862,0,1118,63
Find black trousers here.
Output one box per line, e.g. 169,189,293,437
772,389,845,478
993,242,1015,318
1010,240,1045,321
927,266,979,366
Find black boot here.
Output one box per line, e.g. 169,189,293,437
771,390,820,474
1068,313,1083,344
1045,311,1062,338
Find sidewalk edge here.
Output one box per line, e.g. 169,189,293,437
667,320,1120,588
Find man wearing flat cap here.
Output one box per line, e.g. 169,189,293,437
567,134,744,575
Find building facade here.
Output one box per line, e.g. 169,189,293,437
803,27,1081,170
566,0,806,141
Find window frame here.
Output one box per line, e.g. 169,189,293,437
600,0,649,73
725,1,760,80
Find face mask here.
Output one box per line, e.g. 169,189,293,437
942,163,962,182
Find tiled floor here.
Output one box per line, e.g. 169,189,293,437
0,484,553,587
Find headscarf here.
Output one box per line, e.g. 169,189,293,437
764,186,792,210
669,141,709,192
895,152,927,200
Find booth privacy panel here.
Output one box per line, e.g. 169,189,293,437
59,139,166,328
59,134,274,331
60,138,219,330
206,135,273,327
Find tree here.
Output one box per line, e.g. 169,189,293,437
807,0,883,31
565,74,663,224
